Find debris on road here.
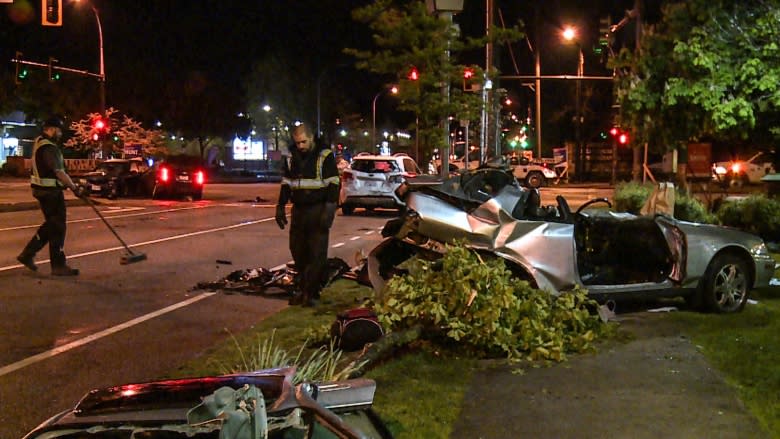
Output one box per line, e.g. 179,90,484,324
193,257,370,296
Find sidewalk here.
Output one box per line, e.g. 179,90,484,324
0,176,88,213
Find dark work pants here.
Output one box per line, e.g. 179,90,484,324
21,189,68,267
289,202,330,299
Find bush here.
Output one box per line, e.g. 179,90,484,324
613,182,653,214
716,195,780,243
375,242,606,362
614,181,716,223
674,191,717,224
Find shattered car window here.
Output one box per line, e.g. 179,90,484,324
351,160,399,174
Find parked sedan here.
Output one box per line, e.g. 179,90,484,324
24,367,393,439
78,158,154,199
151,155,206,200
368,167,775,313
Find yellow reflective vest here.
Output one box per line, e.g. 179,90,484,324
30,136,64,189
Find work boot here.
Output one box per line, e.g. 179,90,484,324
51,265,79,276
16,254,37,272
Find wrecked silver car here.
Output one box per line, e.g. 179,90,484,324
368,167,775,313
23,367,392,439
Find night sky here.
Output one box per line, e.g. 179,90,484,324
2,0,642,143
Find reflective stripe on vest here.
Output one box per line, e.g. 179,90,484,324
281,149,339,190
30,137,63,188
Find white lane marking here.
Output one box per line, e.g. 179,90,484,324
364,231,374,235
332,242,345,248
0,205,216,232
0,292,215,377
350,236,361,241
105,207,146,213
0,217,276,272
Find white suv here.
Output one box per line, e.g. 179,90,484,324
339,153,421,215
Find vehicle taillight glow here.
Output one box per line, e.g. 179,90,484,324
195,170,205,185
159,166,170,182
731,163,742,174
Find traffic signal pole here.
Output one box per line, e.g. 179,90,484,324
11,56,104,81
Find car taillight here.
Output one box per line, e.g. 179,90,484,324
159,166,170,182
195,170,205,185
731,163,742,174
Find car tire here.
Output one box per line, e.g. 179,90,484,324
525,171,544,189
699,253,750,313
342,205,355,215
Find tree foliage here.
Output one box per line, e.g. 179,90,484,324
375,242,605,362
65,108,168,158
615,0,780,153
345,0,523,162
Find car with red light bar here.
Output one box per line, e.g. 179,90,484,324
152,155,206,200
339,153,421,215
712,151,775,187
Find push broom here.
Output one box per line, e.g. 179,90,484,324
81,196,148,264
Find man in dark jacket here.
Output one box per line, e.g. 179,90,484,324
275,123,340,306
17,117,83,276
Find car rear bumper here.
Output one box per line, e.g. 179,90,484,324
342,195,403,209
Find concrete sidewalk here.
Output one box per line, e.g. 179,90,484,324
0,177,88,213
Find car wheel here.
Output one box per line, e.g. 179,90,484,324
525,171,544,189
342,205,355,215
699,253,750,313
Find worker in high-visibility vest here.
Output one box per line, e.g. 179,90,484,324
275,123,340,306
17,117,84,276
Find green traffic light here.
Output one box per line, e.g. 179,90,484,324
51,72,61,81
18,69,29,79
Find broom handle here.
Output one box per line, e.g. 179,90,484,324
81,196,134,253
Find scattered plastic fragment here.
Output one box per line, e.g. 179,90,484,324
647,306,678,313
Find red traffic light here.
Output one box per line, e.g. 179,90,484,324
609,127,619,137
618,133,629,145
464,68,474,79
407,66,419,81
93,118,106,131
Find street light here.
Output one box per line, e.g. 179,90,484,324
426,0,464,177
372,85,398,151
562,26,585,181
75,0,105,114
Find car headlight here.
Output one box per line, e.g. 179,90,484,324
714,165,727,175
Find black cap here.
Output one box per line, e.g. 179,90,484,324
43,117,65,129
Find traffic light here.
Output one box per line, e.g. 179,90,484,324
41,0,62,26
91,116,109,142
48,57,60,82
463,67,480,92
407,66,419,81
16,67,29,83
598,15,612,47
608,126,629,146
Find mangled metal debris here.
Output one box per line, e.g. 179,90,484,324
194,257,371,296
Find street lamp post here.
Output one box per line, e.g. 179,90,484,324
94,5,105,114
371,86,398,151
563,26,584,181
75,0,105,114
427,0,464,178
